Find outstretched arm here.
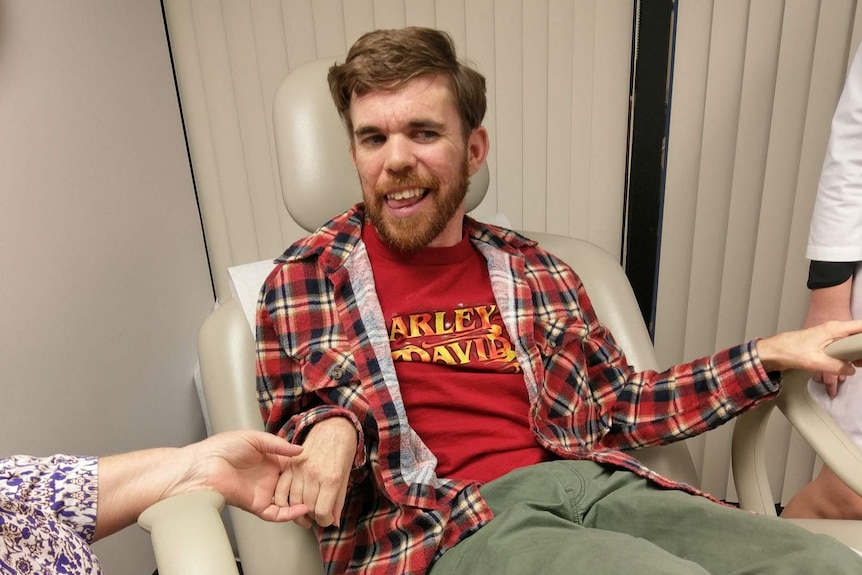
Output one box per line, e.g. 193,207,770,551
93,429,307,541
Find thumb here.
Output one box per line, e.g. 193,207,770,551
248,430,303,457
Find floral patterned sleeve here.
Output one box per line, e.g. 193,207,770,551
0,455,101,575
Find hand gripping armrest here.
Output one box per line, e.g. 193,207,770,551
776,333,862,496
138,491,239,575
732,332,862,515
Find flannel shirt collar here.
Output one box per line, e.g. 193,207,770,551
275,202,538,271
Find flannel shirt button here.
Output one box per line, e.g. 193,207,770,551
330,366,345,381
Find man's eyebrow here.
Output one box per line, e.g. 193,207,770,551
407,119,446,131
353,119,446,138
353,125,380,138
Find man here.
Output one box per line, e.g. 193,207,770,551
256,27,862,574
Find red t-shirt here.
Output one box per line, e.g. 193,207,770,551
363,224,552,483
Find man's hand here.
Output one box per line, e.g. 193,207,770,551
803,279,854,397
757,318,862,383
273,416,357,528
185,429,309,523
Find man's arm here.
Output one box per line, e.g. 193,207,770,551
529,245,862,451
256,267,365,529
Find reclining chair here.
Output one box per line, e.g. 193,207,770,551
138,59,862,575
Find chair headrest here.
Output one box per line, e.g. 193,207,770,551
273,58,489,233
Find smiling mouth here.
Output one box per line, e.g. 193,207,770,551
386,188,427,201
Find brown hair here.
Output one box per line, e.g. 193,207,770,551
327,27,486,138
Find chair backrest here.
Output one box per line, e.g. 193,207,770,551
196,57,700,575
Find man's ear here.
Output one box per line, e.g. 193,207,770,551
466,126,490,177
349,141,357,168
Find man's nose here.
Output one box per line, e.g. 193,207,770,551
383,136,416,174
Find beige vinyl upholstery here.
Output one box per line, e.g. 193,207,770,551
731,336,862,537
138,58,862,574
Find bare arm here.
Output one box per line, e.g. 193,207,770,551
93,429,307,541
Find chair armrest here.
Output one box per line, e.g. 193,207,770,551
780,519,862,551
731,401,779,515
776,334,862,496
225,507,325,575
138,491,239,575
732,333,862,515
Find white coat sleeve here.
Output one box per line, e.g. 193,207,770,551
808,42,862,263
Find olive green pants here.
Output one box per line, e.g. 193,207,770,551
430,461,862,574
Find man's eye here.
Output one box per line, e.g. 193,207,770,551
414,130,439,142
360,134,385,147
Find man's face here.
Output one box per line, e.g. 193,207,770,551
349,74,487,252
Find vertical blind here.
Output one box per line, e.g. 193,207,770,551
656,0,862,503
162,0,634,301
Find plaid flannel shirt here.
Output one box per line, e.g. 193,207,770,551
256,204,779,575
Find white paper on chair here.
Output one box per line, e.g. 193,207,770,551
228,259,277,335
474,212,512,228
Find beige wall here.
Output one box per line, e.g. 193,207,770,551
0,1,214,573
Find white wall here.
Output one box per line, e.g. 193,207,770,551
0,1,214,573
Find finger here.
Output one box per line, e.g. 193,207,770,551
313,471,349,528
331,478,349,528
273,469,313,528
302,476,331,527
275,504,311,523
821,372,839,385
248,431,304,457
819,356,856,378
826,372,848,398
274,467,293,507
258,503,310,523
288,472,305,509
310,480,337,527
825,319,862,338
